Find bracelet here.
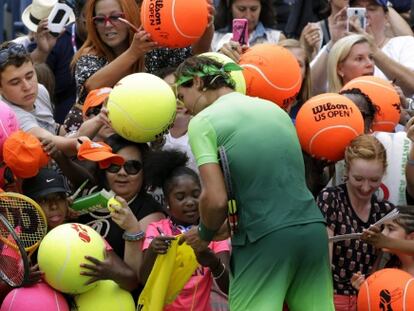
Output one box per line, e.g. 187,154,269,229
122,230,145,241
198,222,217,241
213,262,226,280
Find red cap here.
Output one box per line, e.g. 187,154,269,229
77,141,124,169
82,87,112,117
3,131,50,178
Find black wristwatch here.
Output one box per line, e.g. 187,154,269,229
122,230,145,241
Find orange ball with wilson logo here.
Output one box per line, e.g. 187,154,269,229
140,0,209,48
239,44,302,109
38,223,105,294
296,93,364,161
357,268,414,311
341,76,400,132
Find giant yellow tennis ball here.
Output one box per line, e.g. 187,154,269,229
38,223,106,294
108,73,176,143
200,52,246,95
74,280,135,311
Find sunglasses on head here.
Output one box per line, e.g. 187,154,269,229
93,12,125,27
106,160,142,175
0,44,28,67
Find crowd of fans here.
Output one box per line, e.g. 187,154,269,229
1,0,414,310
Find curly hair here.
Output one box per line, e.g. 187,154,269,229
143,149,200,197
175,56,236,91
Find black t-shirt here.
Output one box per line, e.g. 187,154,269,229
78,191,164,258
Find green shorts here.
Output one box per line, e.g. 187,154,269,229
229,222,334,311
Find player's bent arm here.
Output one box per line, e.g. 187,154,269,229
28,127,78,156
198,163,228,231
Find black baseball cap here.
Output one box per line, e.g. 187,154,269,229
22,168,68,200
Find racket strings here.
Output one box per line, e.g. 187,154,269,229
0,196,47,251
0,219,25,287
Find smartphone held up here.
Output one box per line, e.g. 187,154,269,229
346,7,367,32
232,18,249,46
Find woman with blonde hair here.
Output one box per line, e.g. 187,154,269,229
327,34,375,93
317,134,394,311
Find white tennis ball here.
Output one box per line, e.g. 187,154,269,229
38,223,106,294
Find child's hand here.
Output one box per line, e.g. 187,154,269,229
351,271,365,290
149,236,176,255
40,137,61,160
80,255,114,285
27,264,44,285
362,225,389,248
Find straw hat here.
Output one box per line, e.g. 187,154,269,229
22,0,75,32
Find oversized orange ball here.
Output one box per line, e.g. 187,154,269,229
341,76,400,132
296,93,364,161
358,268,414,311
239,44,302,109
140,0,208,48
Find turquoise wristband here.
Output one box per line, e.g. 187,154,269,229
198,222,217,241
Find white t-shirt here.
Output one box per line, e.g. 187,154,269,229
163,132,198,173
2,84,57,134
374,36,414,82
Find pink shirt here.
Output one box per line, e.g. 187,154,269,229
143,219,230,311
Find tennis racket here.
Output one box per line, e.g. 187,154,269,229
0,214,30,287
218,146,238,235
0,192,48,257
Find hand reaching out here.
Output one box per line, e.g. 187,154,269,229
34,19,59,55
219,41,246,63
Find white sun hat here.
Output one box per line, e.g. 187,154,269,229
21,0,75,33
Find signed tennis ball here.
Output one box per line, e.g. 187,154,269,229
38,223,105,294
107,197,121,213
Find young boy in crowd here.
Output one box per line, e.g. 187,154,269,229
0,41,106,156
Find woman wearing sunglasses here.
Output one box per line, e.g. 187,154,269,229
78,133,165,262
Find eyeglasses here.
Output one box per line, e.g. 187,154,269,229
0,44,28,67
106,160,142,175
85,105,102,118
93,12,125,27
